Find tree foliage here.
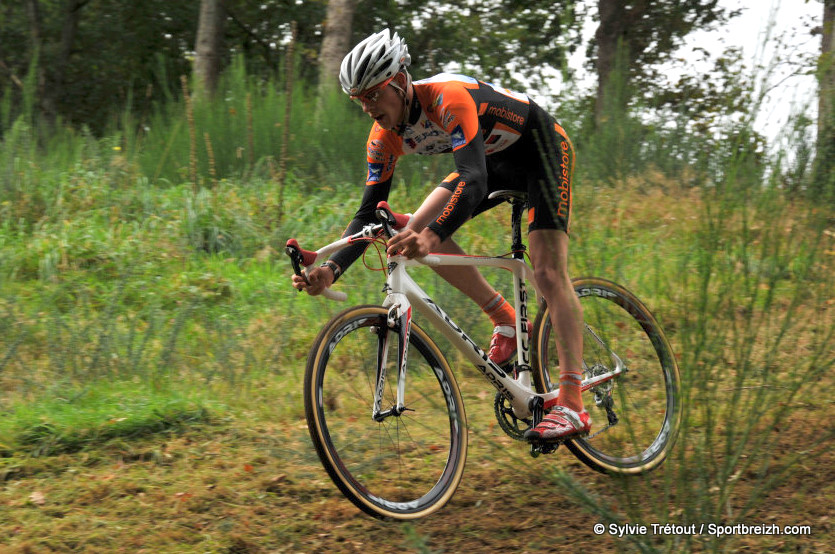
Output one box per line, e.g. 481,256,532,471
591,0,739,121
0,0,825,201
352,0,582,92
1,0,586,134
1,0,197,132
0,0,334,133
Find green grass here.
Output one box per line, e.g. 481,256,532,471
1,61,834,551
0,382,215,458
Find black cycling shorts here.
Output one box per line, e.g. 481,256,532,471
439,101,575,234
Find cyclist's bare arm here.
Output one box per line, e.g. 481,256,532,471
387,187,452,258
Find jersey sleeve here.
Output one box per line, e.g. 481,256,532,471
365,124,402,185
329,127,402,273
424,84,488,241
328,177,393,272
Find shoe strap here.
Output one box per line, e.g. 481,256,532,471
547,405,586,430
492,325,515,338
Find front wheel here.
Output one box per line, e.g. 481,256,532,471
304,305,468,520
532,278,681,474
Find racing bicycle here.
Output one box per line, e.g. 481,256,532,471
285,190,682,520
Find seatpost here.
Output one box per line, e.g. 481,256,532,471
510,199,526,260
486,190,528,259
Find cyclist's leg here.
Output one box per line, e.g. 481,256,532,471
409,185,519,364
409,186,500,308
523,108,590,439
528,229,584,413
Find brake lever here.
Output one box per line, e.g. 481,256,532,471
285,240,310,286
375,201,410,238
284,240,348,302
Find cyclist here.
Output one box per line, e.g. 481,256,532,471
292,29,588,442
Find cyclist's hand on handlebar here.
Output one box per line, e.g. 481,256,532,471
292,265,334,296
386,228,440,259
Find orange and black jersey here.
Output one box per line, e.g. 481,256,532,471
362,74,530,239
366,73,530,172
330,73,572,275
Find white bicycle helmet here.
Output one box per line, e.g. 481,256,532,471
339,28,411,96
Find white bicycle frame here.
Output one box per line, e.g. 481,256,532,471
297,221,557,420
381,252,555,420
294,208,628,422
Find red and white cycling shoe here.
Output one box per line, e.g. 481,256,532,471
488,322,532,367
524,405,592,443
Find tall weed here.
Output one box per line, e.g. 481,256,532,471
0,40,832,552
545,119,835,552
133,56,372,188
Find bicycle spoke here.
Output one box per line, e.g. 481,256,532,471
304,306,467,519
532,278,681,474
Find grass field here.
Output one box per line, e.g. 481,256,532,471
1,66,834,550
1,167,832,551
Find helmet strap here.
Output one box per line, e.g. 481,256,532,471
391,70,411,135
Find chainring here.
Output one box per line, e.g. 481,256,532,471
493,392,532,441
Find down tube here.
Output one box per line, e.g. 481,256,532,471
400,277,544,418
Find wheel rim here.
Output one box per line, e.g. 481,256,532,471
536,282,680,471
308,309,466,516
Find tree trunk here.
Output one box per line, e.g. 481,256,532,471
24,0,42,47
24,0,85,125
53,1,85,106
318,0,358,92
814,0,834,196
594,0,649,126
23,0,47,120
194,0,225,97
594,0,622,124
819,0,834,141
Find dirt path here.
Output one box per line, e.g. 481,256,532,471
2,412,832,553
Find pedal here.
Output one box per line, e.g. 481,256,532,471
528,427,590,449
530,442,560,457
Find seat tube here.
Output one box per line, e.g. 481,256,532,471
511,200,532,387
512,270,532,388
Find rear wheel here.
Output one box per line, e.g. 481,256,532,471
304,305,468,519
532,278,681,474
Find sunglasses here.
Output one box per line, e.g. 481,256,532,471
350,75,396,106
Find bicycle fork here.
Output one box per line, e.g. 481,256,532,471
372,293,412,422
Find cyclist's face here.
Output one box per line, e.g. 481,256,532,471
352,76,403,130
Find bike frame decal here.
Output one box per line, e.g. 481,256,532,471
383,254,559,419
511,271,532,389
